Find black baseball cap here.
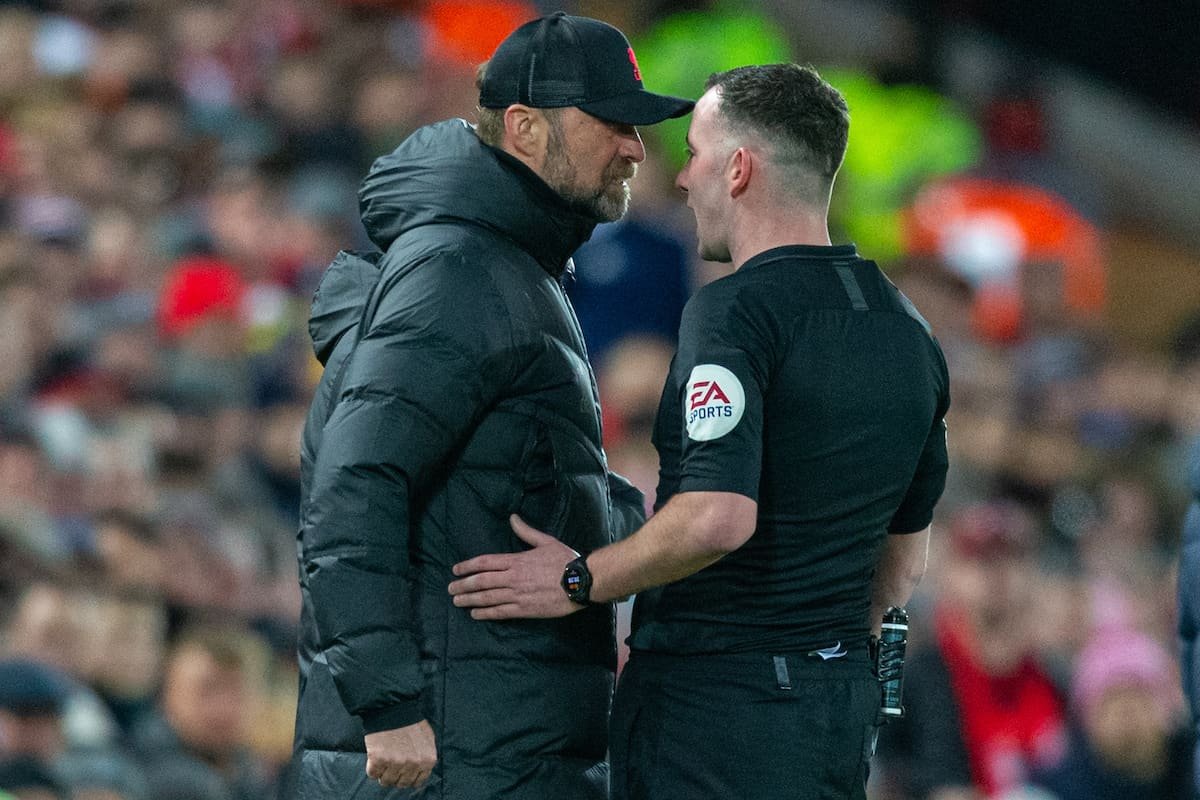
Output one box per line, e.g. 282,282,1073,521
0,659,72,716
479,12,694,126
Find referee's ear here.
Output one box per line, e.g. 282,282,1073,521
728,147,753,199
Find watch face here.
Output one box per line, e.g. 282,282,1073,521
563,558,591,603
565,569,585,593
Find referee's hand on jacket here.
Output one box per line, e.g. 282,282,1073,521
449,515,585,619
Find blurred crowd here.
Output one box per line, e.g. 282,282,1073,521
0,1,1197,799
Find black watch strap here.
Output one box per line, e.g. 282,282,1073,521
561,555,594,605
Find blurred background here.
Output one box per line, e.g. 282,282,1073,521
0,1,1197,799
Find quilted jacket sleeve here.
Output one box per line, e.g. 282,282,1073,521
606,471,646,542
301,252,511,733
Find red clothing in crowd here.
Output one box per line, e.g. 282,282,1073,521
937,608,1067,795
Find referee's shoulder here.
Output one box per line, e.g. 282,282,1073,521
679,273,748,323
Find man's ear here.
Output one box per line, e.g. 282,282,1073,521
728,147,752,199
502,105,548,163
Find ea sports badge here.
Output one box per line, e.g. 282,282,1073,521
684,364,745,441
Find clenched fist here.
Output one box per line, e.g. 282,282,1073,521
365,719,438,789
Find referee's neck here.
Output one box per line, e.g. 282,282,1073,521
730,202,832,271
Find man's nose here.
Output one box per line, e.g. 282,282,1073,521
621,128,646,163
675,167,688,194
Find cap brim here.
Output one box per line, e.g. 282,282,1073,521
579,90,694,125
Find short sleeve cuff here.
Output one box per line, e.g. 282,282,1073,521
888,509,934,534
676,476,759,502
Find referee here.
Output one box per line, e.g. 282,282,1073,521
450,63,949,799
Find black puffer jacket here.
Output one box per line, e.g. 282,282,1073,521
294,120,645,799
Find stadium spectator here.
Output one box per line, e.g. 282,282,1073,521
129,627,271,800
1030,628,1193,799
883,502,1067,799
596,335,676,451
0,660,72,764
1,586,120,754
80,593,166,739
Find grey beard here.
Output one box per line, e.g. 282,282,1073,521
543,128,633,223
576,179,631,223
544,162,631,223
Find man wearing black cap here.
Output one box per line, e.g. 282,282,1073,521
0,659,72,766
295,11,690,799
451,64,949,799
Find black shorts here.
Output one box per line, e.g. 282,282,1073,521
610,647,879,800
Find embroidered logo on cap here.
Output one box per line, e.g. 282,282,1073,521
684,364,745,441
627,47,642,81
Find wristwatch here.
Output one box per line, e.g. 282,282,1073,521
561,555,594,605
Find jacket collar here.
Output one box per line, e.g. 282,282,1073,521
358,119,598,279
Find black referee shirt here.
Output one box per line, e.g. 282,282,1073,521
629,244,950,655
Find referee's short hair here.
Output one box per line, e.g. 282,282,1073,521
706,64,849,198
